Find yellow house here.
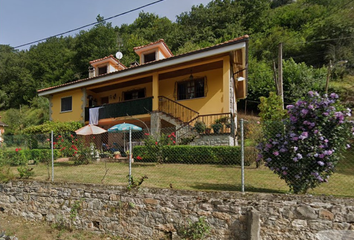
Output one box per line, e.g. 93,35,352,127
38,36,249,145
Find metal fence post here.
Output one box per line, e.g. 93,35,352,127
241,119,245,192
51,130,54,182
129,127,132,186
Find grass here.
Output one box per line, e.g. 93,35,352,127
1,149,353,239
0,212,123,240
4,148,353,198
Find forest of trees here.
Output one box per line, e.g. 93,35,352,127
0,0,353,134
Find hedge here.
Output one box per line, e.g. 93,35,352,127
0,149,60,166
133,145,256,165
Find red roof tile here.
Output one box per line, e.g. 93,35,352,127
89,55,119,64
133,39,173,56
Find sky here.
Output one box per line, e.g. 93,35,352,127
0,0,211,50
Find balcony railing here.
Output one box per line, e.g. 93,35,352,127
158,96,199,124
189,113,235,134
85,97,153,122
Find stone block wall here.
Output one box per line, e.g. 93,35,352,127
190,134,236,146
0,181,353,239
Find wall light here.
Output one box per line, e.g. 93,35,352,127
237,77,245,82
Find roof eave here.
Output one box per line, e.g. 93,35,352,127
38,39,247,97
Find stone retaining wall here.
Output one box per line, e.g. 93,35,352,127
190,134,236,146
0,181,353,239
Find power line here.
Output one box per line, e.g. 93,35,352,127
280,0,354,47
14,0,166,49
284,36,354,46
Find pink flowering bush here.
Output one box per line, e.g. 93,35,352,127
257,91,354,194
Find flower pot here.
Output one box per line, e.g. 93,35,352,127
212,123,223,134
114,154,121,159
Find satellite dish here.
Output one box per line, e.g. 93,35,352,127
115,51,123,60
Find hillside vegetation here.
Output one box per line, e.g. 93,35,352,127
0,0,353,133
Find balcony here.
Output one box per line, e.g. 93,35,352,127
85,97,153,122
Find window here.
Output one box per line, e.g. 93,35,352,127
144,52,156,63
124,89,145,101
61,96,72,112
101,97,109,105
98,66,107,75
177,77,205,100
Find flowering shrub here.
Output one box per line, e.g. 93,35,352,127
257,91,354,194
50,134,93,165
53,134,80,158
12,148,27,166
134,132,176,162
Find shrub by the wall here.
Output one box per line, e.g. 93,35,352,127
0,149,60,166
134,145,251,165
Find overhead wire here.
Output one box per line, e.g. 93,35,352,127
280,0,354,47
13,0,166,49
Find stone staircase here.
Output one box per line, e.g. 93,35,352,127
159,112,198,143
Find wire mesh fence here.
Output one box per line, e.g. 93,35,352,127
242,119,354,197
0,119,353,197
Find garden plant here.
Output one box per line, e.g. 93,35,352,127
257,91,354,194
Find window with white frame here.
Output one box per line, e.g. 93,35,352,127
61,96,72,112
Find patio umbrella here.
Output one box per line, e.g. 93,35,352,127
75,124,107,135
108,122,142,185
108,122,142,151
107,122,142,132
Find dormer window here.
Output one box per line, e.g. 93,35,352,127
144,52,156,63
98,66,107,75
134,39,173,65
89,55,127,77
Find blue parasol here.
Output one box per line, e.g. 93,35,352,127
107,123,142,132
107,122,142,185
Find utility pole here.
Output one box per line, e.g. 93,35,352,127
278,43,284,109
325,60,332,95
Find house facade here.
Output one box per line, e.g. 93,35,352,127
37,36,249,145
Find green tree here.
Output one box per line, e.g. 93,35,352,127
173,0,245,50
26,36,76,87
0,90,9,109
73,15,118,79
247,57,275,103
0,46,36,108
283,58,327,103
258,92,287,121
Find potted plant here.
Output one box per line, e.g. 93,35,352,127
114,151,121,159
205,127,212,134
194,121,206,134
211,119,223,134
218,116,229,124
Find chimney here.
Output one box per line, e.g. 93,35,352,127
130,61,139,67
88,67,95,78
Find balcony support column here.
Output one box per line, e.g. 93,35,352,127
150,112,161,138
81,88,87,124
223,55,230,113
152,72,159,111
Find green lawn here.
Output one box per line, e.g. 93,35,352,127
9,152,353,198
